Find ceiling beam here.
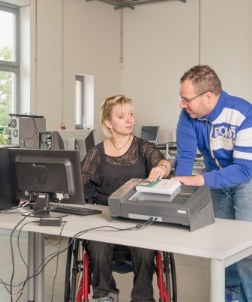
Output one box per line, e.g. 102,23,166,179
86,0,186,10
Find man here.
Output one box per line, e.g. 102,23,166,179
174,64,252,302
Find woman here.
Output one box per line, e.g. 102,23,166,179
81,95,171,302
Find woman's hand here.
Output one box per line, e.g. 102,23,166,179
148,165,168,182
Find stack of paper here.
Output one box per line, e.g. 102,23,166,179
136,179,181,195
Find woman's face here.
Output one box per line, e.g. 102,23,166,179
105,103,134,136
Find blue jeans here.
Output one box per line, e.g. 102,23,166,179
210,181,252,302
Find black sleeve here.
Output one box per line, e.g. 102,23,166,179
139,139,165,174
81,146,101,203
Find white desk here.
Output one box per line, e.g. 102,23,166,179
1,206,252,302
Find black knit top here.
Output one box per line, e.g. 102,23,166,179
81,136,164,205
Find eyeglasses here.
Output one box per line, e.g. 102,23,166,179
180,91,208,104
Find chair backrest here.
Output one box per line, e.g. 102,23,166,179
85,130,95,152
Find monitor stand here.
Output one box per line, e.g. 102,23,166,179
22,193,67,218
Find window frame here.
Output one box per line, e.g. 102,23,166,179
75,75,84,129
0,3,20,114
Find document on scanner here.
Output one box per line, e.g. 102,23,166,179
135,179,181,195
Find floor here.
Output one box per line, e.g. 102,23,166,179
0,229,210,302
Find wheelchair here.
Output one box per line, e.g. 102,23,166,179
64,238,177,302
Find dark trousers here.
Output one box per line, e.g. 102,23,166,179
88,241,155,302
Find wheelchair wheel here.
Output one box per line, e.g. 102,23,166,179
64,238,73,302
163,252,177,302
64,238,83,302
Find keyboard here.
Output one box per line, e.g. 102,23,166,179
51,206,102,216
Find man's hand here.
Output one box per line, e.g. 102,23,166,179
173,175,204,186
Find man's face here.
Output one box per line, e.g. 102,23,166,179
179,80,212,119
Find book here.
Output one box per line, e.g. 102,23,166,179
135,178,181,195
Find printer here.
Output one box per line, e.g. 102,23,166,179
108,179,215,231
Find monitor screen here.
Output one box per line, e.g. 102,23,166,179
0,146,19,210
140,126,159,143
8,148,85,216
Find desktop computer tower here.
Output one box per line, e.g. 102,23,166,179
39,131,64,150
8,114,46,149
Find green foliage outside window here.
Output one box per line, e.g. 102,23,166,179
0,47,12,129
0,127,7,144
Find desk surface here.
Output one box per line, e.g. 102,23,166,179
1,206,252,262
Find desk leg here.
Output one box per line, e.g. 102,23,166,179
35,233,45,302
27,232,35,302
210,259,225,302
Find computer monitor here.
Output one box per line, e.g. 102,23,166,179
85,130,95,152
0,146,19,210
57,130,93,161
140,126,159,143
8,148,85,217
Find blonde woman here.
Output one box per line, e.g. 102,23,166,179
81,95,171,302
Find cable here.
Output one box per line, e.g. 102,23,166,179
23,217,156,282
13,220,38,301
49,221,66,302
17,222,68,290
73,217,157,238
22,118,40,149
9,215,33,302
0,215,157,301
0,210,39,300
6,220,67,302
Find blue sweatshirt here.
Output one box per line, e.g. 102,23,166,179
175,91,252,188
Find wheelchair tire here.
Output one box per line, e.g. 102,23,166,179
64,238,83,302
163,252,177,302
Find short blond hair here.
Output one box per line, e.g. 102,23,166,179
100,95,133,137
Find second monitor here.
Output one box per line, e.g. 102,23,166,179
140,126,159,144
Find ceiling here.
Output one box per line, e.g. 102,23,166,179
86,0,186,10
0,0,186,10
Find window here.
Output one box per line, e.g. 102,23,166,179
0,4,20,130
75,75,84,128
75,74,94,130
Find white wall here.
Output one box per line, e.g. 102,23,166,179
29,0,121,139
27,0,252,143
200,0,252,100
122,0,199,142
122,0,252,142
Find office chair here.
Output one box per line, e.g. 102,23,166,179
85,130,95,153
64,238,177,302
